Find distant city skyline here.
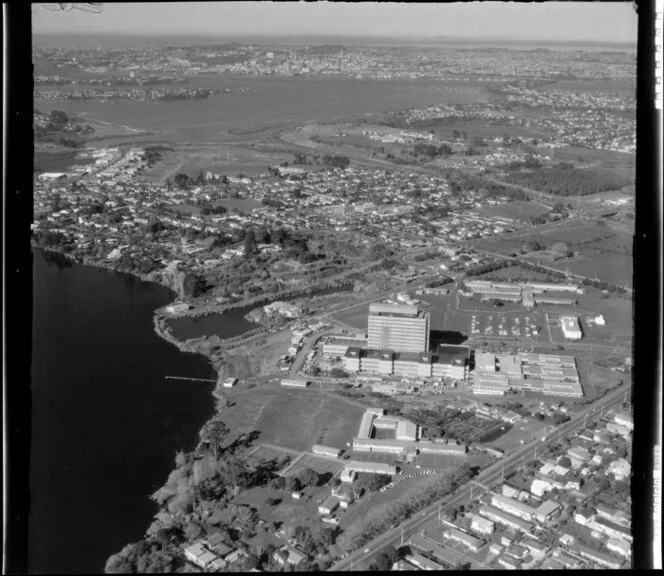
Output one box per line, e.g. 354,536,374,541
34,2,637,44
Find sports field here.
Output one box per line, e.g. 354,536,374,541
476,200,550,222
474,265,553,283
221,387,364,452
411,453,469,469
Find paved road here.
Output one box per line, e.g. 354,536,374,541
328,382,630,571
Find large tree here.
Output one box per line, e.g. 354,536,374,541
299,468,320,488
199,419,228,460
356,473,391,493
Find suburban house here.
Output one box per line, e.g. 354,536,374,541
318,496,340,515
273,545,308,567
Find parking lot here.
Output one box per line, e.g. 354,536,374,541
470,312,543,340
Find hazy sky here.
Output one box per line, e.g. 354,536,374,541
33,2,637,43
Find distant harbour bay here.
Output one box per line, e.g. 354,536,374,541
33,74,490,144
29,249,217,573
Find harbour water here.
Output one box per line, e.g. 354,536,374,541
29,249,217,573
167,305,257,341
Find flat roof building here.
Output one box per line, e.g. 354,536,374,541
343,344,469,380
443,527,484,552
404,553,446,571
281,379,309,388
345,460,397,475
490,493,537,521
312,444,342,458
472,352,582,397
323,337,368,359
367,303,430,353
479,505,535,534
560,316,582,340
318,497,340,515
340,468,357,483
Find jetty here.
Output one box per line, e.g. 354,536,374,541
165,376,217,383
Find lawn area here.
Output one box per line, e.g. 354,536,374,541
240,483,333,538
476,200,550,222
221,387,364,452
247,444,295,467
285,454,346,479
233,484,331,539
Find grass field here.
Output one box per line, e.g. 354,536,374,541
473,221,619,254
221,387,364,452
475,265,553,282
284,454,346,478
575,352,628,400
347,451,400,465
523,250,632,287
247,444,295,467
583,234,632,254
475,200,550,222
411,453,469,469
472,220,633,286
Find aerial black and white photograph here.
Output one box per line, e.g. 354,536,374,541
6,0,661,573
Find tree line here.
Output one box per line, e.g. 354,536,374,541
291,152,351,169
501,164,631,196
449,174,530,201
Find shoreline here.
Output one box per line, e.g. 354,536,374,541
35,243,359,573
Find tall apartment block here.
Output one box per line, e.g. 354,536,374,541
367,303,430,353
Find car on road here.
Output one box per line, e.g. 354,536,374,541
364,548,370,554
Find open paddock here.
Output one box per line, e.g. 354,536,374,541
331,302,372,331
551,146,635,179
575,352,629,400
423,121,549,141
582,233,632,255
576,289,633,334
221,387,364,452
475,200,550,222
528,221,617,245
525,249,632,287
472,220,620,255
283,453,346,479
